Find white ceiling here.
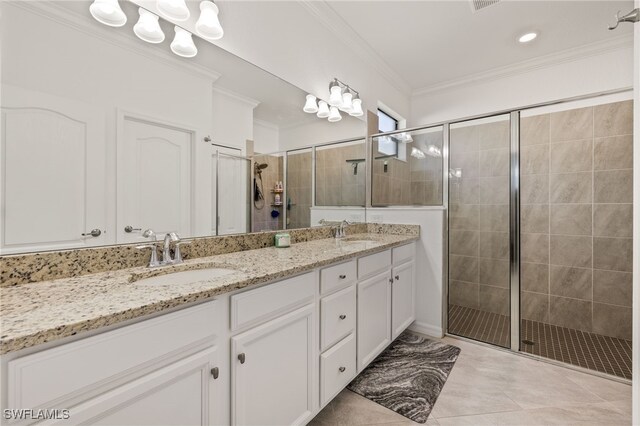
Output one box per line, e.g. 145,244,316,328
324,0,634,91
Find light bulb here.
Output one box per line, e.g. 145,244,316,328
134,8,165,43
328,106,342,122
89,0,127,27
171,26,198,58
349,97,363,117
341,91,353,112
317,100,330,118
426,145,442,157
303,94,318,113
157,0,190,21
196,1,224,40
411,147,426,159
328,81,342,106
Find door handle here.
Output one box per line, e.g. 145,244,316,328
339,366,346,373
238,353,246,364
339,274,347,279
124,225,142,233
339,314,346,320
210,367,219,379
81,229,101,237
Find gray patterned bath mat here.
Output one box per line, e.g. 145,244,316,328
347,331,461,423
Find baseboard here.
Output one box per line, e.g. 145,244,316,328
408,321,443,339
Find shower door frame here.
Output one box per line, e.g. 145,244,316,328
439,88,633,354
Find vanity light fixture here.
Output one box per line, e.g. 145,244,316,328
426,144,442,157
411,147,426,159
317,100,330,118
171,26,198,58
328,106,342,122
518,32,538,43
89,0,127,27
328,80,343,106
157,0,190,21
196,1,224,40
349,94,363,117
303,94,319,113
134,8,165,43
341,89,353,113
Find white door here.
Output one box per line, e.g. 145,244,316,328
62,347,220,426
0,85,107,254
118,114,193,243
212,148,249,235
391,262,415,339
357,271,392,371
231,304,314,426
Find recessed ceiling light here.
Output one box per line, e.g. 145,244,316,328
518,32,538,43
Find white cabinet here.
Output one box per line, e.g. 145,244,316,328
231,304,315,426
319,333,356,407
63,347,220,426
391,262,415,340
356,271,392,371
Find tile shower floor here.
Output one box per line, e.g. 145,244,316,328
310,332,631,425
448,304,632,380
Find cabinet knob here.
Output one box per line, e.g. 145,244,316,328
395,275,400,281
211,367,219,379
339,366,346,373
339,314,346,320
389,278,394,284
238,353,246,364
339,274,347,279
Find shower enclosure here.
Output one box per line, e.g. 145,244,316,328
446,96,633,380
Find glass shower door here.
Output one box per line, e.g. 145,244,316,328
448,114,512,348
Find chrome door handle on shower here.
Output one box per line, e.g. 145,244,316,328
82,229,102,237
124,225,141,233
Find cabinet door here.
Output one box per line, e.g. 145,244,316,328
232,304,314,426
392,262,415,339
65,347,220,426
357,271,391,371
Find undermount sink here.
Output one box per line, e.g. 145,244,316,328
132,267,239,286
341,237,378,244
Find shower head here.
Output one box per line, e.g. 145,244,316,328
254,162,268,175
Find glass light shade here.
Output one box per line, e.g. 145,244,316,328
411,147,426,159
89,0,127,27
134,8,165,43
341,92,353,112
171,27,198,58
303,94,318,113
426,144,442,157
196,1,224,40
328,106,342,122
157,0,190,21
328,85,343,106
317,100,330,118
349,98,363,117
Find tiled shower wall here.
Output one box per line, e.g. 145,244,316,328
315,142,366,206
520,100,633,340
448,119,511,326
251,153,284,232
286,150,312,229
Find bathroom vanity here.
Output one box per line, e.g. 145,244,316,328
0,232,417,425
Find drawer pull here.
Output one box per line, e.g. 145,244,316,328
339,314,347,320
339,274,347,279
238,353,246,364
395,275,400,281
339,366,346,373
211,367,219,379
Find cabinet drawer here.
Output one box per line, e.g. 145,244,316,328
320,333,356,407
7,301,218,411
358,250,391,279
393,243,415,265
320,285,356,351
320,260,356,295
231,272,314,331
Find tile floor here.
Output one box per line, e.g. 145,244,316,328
309,334,632,425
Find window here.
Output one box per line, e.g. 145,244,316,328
377,109,398,156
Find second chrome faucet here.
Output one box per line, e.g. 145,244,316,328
137,229,186,268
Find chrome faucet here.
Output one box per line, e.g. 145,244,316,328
336,220,350,239
137,230,186,267
137,229,160,267
162,232,180,264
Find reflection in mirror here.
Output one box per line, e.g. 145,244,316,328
371,127,444,206
0,1,365,254
251,153,284,232
286,149,313,229
314,139,367,207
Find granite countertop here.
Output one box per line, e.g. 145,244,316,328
0,233,418,355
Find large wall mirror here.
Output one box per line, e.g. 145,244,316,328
0,0,366,254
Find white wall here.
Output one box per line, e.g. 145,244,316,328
211,87,257,149
279,117,366,152
253,120,280,154
367,208,446,338
411,44,634,126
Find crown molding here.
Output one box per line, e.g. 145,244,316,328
412,34,634,97
298,1,412,97
253,119,280,131
10,1,222,83
212,85,260,108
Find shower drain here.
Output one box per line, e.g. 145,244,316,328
521,340,536,346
